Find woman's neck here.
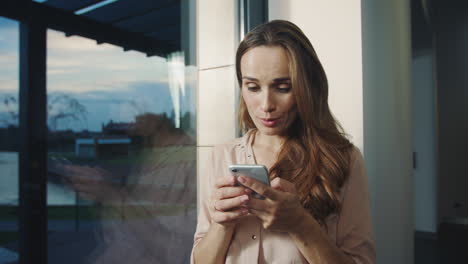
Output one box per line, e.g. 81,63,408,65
253,130,285,152
250,130,286,170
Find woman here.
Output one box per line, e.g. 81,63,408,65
191,20,375,264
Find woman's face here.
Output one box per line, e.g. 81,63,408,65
240,45,297,136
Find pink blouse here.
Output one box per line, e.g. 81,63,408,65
191,130,376,263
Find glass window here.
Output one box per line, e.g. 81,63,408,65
1,1,197,262
43,3,196,264
0,17,19,264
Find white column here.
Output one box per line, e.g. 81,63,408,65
196,0,238,209
362,0,413,263
412,52,437,233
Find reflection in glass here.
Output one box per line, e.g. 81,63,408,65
0,17,19,263
46,24,196,264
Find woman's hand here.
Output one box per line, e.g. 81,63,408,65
210,175,251,227
238,176,307,232
61,165,122,204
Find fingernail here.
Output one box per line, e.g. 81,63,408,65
241,195,249,202
241,208,249,214
238,176,246,183
244,188,252,194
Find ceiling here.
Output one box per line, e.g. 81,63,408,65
2,0,185,58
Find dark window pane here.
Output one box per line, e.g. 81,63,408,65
0,17,19,264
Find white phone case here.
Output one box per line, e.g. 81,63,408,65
228,164,270,199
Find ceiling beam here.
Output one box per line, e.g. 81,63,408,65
1,0,176,57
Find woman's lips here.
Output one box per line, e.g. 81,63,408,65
259,117,280,127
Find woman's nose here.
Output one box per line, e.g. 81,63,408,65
261,91,276,112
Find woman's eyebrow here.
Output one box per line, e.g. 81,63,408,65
242,76,258,81
272,77,291,82
242,76,291,82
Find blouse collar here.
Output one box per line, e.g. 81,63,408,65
239,129,257,164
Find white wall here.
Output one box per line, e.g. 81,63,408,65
412,52,437,233
196,0,238,209
361,0,413,263
269,0,364,151
269,0,414,263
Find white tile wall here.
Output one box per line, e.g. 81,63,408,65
197,66,237,146
197,0,237,70
196,0,239,215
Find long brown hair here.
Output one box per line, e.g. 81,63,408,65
236,20,353,225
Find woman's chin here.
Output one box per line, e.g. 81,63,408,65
255,126,285,136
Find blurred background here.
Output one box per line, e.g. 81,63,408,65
0,0,467,263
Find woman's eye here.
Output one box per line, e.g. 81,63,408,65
277,87,291,93
247,86,260,91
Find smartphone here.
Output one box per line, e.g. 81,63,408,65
228,164,270,199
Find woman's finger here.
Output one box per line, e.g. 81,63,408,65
214,195,249,211
248,208,269,224
68,174,100,186
212,208,249,223
214,186,248,200
214,175,237,188
92,166,113,178
237,176,280,201
63,165,98,179
245,197,269,212
270,177,296,193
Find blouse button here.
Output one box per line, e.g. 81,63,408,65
251,235,257,240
